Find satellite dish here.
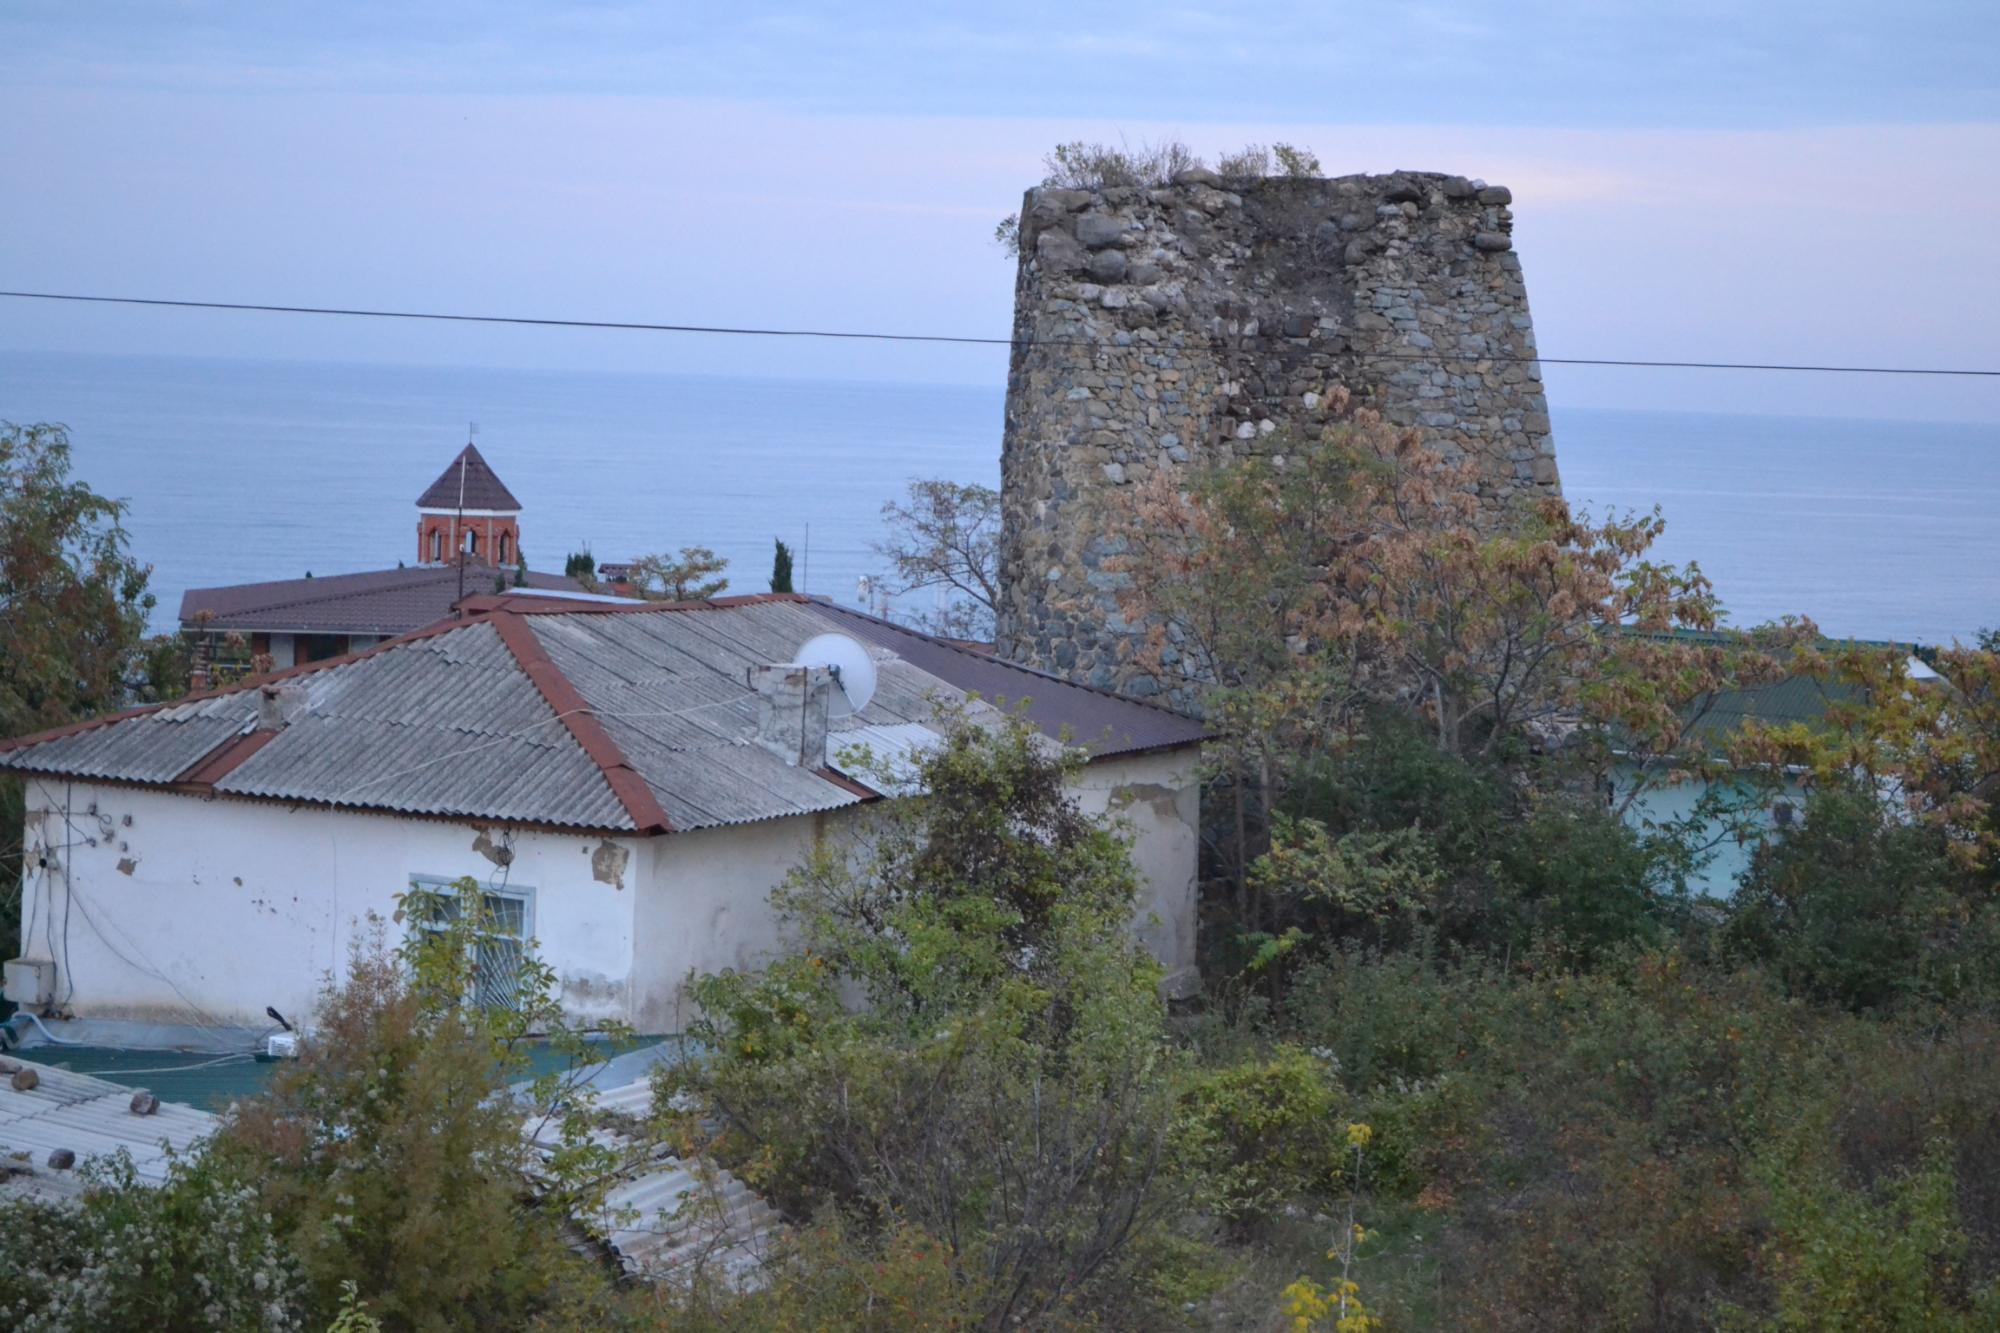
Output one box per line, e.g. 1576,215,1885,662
793,632,878,719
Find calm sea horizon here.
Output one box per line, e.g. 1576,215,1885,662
2,349,1995,647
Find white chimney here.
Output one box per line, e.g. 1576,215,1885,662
747,664,834,768
256,682,304,732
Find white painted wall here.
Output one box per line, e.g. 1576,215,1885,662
1067,748,1203,993
629,816,824,1034
11,780,642,1030
627,748,1204,1027
11,747,1203,1036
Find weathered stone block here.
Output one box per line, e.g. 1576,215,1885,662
1035,228,1087,272
1076,213,1130,248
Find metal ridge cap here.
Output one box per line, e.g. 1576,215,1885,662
487,612,674,835
456,591,818,617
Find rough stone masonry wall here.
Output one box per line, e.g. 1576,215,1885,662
996,169,1561,698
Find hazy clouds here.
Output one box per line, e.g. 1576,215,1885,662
4,3,1997,421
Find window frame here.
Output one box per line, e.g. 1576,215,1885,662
406,874,536,1011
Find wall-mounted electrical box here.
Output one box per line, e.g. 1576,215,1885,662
2,958,55,1006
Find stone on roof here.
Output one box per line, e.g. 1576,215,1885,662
0,1058,217,1199
416,443,522,512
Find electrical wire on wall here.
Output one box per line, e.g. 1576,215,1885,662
58,782,75,1007
35,789,241,1033
19,819,49,982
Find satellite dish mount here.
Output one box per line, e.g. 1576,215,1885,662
792,633,878,719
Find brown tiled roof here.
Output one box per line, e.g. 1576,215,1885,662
7,595,1206,834
178,564,589,636
416,443,521,511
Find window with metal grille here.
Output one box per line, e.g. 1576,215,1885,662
407,877,533,1012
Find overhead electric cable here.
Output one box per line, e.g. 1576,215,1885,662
3,289,1997,378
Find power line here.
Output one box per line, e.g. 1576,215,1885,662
4,288,1997,379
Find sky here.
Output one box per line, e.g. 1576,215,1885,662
4,2,1999,421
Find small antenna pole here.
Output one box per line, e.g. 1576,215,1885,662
453,443,469,613
802,523,809,595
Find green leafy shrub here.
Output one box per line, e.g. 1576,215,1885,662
1275,716,1670,963
1725,786,2000,1011
1176,1045,1346,1225
215,884,624,1330
1757,1144,2000,1330
662,709,1199,1330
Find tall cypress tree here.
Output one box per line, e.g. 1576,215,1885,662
770,537,795,594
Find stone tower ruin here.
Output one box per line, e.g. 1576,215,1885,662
995,169,1560,696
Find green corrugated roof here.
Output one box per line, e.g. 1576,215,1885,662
1681,673,1868,744
20,1048,277,1111
1615,628,1913,752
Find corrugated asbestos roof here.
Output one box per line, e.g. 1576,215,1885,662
814,602,1208,758
180,563,590,635
526,1076,784,1287
0,1058,217,1199
1,1051,781,1287
1,595,1206,835
831,722,948,796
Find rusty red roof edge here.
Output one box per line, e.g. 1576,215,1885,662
813,766,883,801
170,727,280,789
488,613,673,836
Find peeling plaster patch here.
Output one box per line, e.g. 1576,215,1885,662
561,970,628,1010
1110,781,1184,821
591,839,630,890
471,829,515,867
116,857,138,875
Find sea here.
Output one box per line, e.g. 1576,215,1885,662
2,350,1996,647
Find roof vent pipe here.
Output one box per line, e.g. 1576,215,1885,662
746,664,833,768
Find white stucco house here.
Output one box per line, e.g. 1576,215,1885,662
1,593,1205,1044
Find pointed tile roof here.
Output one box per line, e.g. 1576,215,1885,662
2,596,1207,835
416,443,521,512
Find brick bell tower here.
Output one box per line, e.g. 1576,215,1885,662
416,442,523,567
